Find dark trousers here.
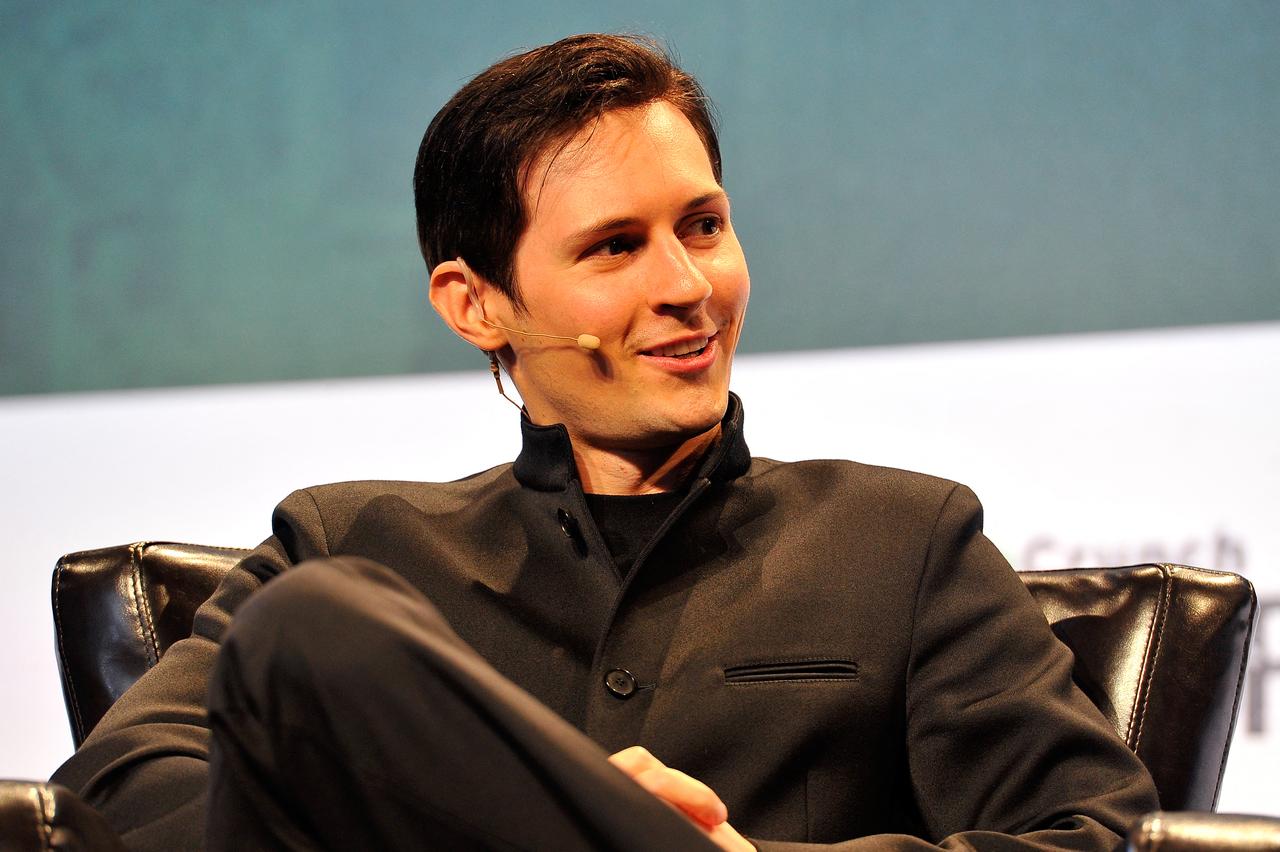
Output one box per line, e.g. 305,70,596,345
206,557,721,851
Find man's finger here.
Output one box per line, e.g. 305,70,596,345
608,745,665,777
608,746,730,828
631,765,729,828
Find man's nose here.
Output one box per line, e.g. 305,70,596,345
647,239,713,311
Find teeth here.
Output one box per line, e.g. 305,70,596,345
649,337,709,357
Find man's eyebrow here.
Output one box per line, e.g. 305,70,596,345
684,190,730,211
565,191,731,245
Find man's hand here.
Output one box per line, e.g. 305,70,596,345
608,746,755,852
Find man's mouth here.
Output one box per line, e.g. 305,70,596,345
642,335,712,359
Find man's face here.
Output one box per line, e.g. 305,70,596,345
500,100,750,450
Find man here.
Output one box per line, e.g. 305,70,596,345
53,34,1158,850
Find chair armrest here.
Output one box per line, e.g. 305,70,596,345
1129,811,1280,851
0,781,126,851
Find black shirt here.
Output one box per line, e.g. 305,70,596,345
583,490,686,577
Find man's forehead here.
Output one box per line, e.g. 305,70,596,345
520,102,719,224
520,107,648,208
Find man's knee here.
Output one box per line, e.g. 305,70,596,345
232,555,441,637
212,557,450,712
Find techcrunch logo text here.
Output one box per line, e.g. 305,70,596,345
1019,529,1246,572
1018,530,1275,735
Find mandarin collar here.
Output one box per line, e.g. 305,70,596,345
512,392,752,492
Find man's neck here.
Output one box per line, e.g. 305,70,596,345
570,424,721,495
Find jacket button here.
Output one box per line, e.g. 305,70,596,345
557,508,588,557
557,508,575,537
604,668,637,699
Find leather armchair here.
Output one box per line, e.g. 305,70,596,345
1019,564,1254,812
51,542,243,748
2,544,1271,849
1128,811,1280,851
0,781,126,852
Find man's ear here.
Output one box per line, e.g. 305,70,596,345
428,259,509,351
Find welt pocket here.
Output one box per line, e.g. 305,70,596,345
723,659,859,684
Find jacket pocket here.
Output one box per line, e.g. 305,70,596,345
723,659,859,684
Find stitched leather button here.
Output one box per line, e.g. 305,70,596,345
604,668,637,698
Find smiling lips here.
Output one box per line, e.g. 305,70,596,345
644,335,711,358
638,333,720,373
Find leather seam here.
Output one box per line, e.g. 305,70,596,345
52,561,87,744
1125,568,1163,746
146,540,251,553
33,784,54,852
130,542,162,668
1132,564,1173,753
1213,565,1256,809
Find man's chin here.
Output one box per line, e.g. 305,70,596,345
630,399,727,449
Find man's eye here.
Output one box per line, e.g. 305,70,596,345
591,236,635,257
686,216,722,238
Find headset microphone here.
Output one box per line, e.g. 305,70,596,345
480,322,601,351
456,257,601,410
456,258,601,350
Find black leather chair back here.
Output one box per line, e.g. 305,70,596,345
53,545,1255,812
53,542,246,747
1020,565,1255,811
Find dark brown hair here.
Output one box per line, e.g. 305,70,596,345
412,34,721,310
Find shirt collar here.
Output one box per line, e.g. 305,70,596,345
512,392,752,492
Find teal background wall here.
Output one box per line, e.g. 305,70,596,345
2,1,1277,396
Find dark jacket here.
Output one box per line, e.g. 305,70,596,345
53,395,1158,850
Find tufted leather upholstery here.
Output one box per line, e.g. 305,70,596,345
7,546,1263,850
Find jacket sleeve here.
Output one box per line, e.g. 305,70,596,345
49,489,331,852
753,483,1159,851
